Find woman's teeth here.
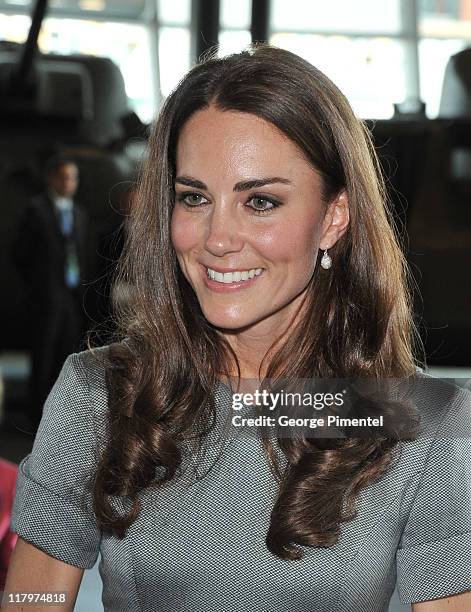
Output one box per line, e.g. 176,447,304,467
206,267,263,284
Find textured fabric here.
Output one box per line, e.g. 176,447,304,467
10,347,471,611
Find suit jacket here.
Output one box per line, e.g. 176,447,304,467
12,194,89,308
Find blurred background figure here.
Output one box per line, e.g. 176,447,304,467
11,154,89,431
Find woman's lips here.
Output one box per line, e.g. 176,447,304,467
200,264,264,292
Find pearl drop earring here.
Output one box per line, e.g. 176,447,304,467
320,249,332,270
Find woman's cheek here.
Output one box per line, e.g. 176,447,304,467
170,209,195,253
249,225,282,254
256,222,316,264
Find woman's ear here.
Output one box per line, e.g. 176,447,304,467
319,190,350,250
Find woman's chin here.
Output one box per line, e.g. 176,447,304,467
202,309,257,332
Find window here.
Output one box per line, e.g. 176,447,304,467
157,0,191,98
418,0,471,117
419,37,466,116
158,26,191,98
0,0,147,20
3,0,471,121
0,12,30,44
271,33,406,119
0,9,154,122
218,0,251,56
271,0,401,34
40,18,154,121
269,0,405,119
158,0,252,96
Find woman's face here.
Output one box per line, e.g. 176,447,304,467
171,105,348,334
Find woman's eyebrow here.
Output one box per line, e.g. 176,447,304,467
175,176,292,191
175,176,207,190
234,177,292,191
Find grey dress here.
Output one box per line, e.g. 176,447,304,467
10,347,471,611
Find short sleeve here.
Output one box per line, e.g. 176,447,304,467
10,353,102,569
396,386,471,604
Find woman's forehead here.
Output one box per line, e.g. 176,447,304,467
176,107,313,181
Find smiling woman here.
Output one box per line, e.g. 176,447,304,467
5,44,471,612
171,107,345,334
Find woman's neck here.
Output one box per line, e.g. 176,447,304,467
223,333,270,379
219,289,309,380
221,320,293,380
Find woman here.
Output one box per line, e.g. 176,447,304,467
4,45,471,611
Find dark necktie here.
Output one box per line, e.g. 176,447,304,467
58,205,80,289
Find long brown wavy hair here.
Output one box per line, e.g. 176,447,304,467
90,44,424,560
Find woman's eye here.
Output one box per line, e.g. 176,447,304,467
247,196,279,214
177,192,207,207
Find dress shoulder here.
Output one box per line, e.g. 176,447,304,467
395,371,471,603
9,347,113,569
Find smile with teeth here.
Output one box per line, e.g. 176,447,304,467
206,267,263,284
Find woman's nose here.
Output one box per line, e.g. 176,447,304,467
204,202,244,257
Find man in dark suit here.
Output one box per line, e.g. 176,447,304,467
12,155,89,430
